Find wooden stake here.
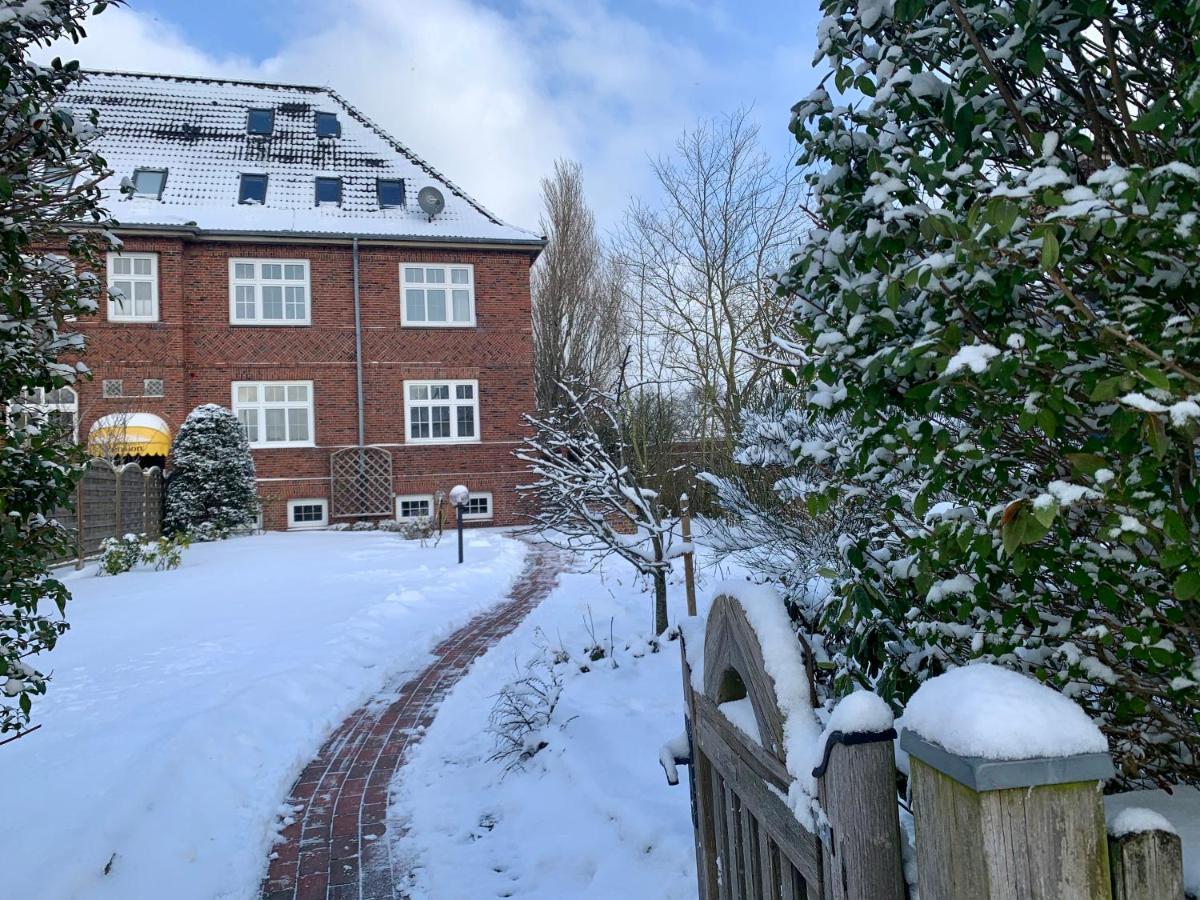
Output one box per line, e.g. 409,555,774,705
681,493,697,617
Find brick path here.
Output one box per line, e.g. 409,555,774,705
259,545,565,900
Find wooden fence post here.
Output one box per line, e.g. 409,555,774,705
112,462,122,540
902,729,1115,900
680,493,697,618
74,478,84,570
815,731,905,900
1108,826,1185,900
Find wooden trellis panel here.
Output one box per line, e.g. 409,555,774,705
329,446,394,518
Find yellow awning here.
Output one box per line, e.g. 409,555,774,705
88,413,171,457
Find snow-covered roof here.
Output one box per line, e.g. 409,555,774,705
65,70,544,246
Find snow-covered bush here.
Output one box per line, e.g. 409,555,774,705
776,0,1200,787
97,532,189,576
488,652,564,772
142,533,189,571
164,405,259,538
516,380,679,633
97,535,143,576
0,0,118,738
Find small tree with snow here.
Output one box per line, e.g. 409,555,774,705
0,0,118,739
776,0,1200,787
165,404,259,538
516,381,677,634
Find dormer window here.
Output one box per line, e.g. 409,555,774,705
377,178,404,209
315,177,341,206
239,173,268,204
130,167,167,199
315,112,341,137
247,108,274,135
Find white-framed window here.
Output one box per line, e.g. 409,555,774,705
229,259,310,325
404,380,479,444
396,494,434,520
287,498,328,530
107,252,159,321
400,264,475,327
232,381,315,448
462,492,493,521
15,386,78,441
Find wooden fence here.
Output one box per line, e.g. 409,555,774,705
52,459,164,566
674,592,1188,900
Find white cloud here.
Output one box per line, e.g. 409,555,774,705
44,0,816,232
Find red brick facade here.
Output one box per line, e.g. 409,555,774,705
72,233,538,530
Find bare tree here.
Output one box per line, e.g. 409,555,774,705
615,109,809,469
531,160,624,412
515,368,678,634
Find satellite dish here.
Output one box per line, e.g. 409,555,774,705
417,186,445,220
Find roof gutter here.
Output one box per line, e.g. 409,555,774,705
352,237,365,448
92,223,546,257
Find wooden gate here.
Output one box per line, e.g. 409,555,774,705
677,593,905,900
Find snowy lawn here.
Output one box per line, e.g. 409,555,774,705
389,557,707,899
5,530,527,900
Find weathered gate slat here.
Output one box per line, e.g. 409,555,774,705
724,784,743,900
696,712,823,887
693,692,789,789
762,834,781,900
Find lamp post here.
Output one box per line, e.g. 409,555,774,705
449,484,469,564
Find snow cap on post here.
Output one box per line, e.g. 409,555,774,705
900,663,1113,791
449,484,470,507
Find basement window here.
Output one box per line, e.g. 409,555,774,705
396,495,433,520
315,177,342,206
462,492,493,521
315,111,341,137
239,173,268,205
247,108,274,135
131,167,167,199
287,498,328,530
377,178,404,209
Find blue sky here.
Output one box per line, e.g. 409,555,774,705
56,0,824,230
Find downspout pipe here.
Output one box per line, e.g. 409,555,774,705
352,237,366,448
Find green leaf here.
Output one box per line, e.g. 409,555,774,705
1173,570,1200,601
1032,500,1057,528
1041,230,1060,270
1027,42,1046,76
1131,94,1172,133
1090,376,1126,402
1037,407,1058,439
1002,515,1026,556
954,104,974,151
1140,367,1171,392
1066,453,1107,476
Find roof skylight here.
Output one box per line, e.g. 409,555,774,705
246,108,274,136
315,112,341,138
131,168,167,199
238,173,268,204
315,177,342,206
377,178,404,209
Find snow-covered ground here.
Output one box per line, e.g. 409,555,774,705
5,530,528,900
390,558,709,899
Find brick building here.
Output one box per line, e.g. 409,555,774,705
56,70,544,530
